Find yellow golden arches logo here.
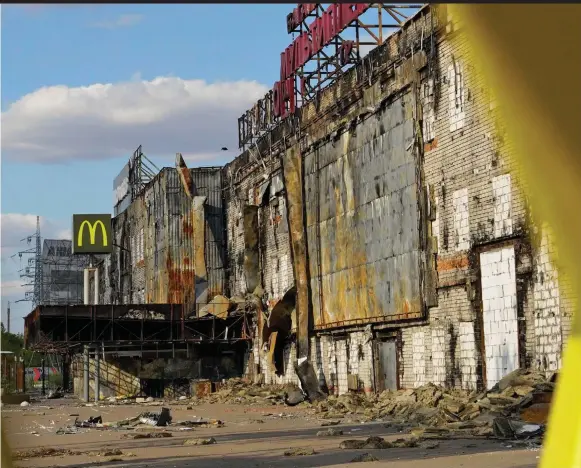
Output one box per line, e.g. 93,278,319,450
77,220,108,247
72,214,112,254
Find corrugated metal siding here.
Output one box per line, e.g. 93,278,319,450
103,167,226,316
191,168,226,303
304,93,424,327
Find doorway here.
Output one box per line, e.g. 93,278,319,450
480,246,519,388
375,339,398,392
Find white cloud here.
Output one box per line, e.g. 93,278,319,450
1,76,269,163
90,14,144,29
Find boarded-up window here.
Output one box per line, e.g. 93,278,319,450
422,78,436,142
448,60,466,132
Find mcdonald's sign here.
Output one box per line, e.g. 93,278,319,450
72,214,113,254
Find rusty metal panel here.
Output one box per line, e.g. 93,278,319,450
305,94,424,328
193,380,212,398
282,144,310,360
193,196,208,309
191,168,226,301
107,167,226,316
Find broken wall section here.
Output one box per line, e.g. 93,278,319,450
100,167,226,316
398,11,576,391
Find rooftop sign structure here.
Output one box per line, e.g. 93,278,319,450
238,3,421,150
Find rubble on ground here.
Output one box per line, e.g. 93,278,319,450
201,378,301,406
183,437,217,446
315,369,553,445
350,453,379,462
283,447,316,456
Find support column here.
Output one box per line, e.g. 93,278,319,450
83,345,89,402
94,348,100,403
84,269,90,305
94,267,99,305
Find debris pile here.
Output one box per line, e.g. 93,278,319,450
201,378,300,406
312,368,553,444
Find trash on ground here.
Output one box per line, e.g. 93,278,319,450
47,388,64,399
139,407,172,427
75,415,103,428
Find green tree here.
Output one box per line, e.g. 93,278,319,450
0,324,42,366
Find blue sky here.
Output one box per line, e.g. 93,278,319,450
2,3,292,217
1,4,410,331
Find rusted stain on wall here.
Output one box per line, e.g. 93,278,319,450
437,254,470,272
282,144,311,360
193,195,208,309
104,168,225,315
305,94,425,328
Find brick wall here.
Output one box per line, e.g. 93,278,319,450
235,7,575,392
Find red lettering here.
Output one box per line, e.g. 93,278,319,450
299,32,312,65
284,78,295,116
341,4,356,25
327,6,338,38
272,79,296,119
354,3,368,16
280,52,288,82
293,7,301,27
283,44,294,81
311,18,324,54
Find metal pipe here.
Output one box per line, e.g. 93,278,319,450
83,269,90,305
94,267,99,305
94,348,100,403
83,345,89,402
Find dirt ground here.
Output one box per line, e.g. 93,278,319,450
2,397,541,468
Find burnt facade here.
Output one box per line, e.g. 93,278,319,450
99,167,226,317
25,5,575,396
223,5,575,392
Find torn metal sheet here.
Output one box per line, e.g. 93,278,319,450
199,295,232,320
281,144,310,361
267,331,278,373
176,153,194,199
303,94,425,328
193,195,208,309
243,205,261,294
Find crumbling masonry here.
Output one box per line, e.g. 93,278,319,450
25,5,575,396
222,5,575,393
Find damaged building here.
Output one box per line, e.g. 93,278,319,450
24,4,575,398
223,5,575,394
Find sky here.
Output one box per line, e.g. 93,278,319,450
0,4,409,333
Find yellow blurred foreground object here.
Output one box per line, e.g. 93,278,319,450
447,4,581,468
2,427,14,468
